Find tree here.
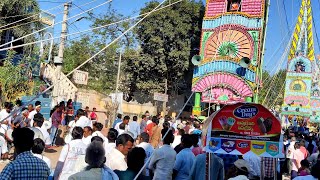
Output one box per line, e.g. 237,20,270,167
63,7,136,95
258,69,286,107
0,50,36,102
0,0,43,103
123,0,205,98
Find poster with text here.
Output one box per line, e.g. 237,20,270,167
206,103,284,158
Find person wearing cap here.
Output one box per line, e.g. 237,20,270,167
12,108,30,128
226,159,250,180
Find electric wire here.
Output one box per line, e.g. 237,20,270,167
282,0,291,34
0,0,112,48
0,0,101,31
0,1,66,20
0,0,183,51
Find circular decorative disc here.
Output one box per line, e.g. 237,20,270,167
205,27,254,59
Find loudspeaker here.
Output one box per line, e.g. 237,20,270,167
191,55,202,66
239,57,251,68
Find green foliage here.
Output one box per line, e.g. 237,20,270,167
123,0,205,96
258,69,287,107
0,50,36,102
63,7,137,94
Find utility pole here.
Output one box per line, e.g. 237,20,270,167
115,53,121,94
162,78,168,116
53,2,70,104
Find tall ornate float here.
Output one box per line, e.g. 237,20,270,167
281,0,320,125
192,0,269,116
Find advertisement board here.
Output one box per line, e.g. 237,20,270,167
72,70,88,85
206,103,284,158
154,93,168,102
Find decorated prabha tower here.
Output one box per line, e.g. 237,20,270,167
192,0,268,116
281,0,319,122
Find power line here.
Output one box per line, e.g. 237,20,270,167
0,0,183,51
0,0,98,31
38,0,68,3
0,0,112,48
282,0,290,34
72,3,97,19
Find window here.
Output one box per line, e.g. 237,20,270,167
227,0,241,12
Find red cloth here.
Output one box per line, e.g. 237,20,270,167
90,112,97,120
145,123,156,137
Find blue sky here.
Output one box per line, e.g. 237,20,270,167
38,0,320,73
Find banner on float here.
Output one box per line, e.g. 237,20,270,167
205,103,284,158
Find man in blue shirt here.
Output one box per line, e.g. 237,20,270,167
173,134,195,180
0,128,50,179
113,114,122,128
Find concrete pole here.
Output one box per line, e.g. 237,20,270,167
115,53,121,94
162,78,168,116
53,3,69,104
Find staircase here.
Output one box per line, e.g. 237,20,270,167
41,63,78,102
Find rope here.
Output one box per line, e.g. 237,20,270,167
0,0,112,48
0,0,183,51
262,33,293,105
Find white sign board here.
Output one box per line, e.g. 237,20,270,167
109,92,123,114
73,70,89,85
154,93,168,102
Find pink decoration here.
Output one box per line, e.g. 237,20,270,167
206,0,226,17
192,73,253,97
241,0,262,16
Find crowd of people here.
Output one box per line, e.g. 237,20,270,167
2,100,320,180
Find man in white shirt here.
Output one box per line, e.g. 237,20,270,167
115,115,130,132
33,113,51,146
28,101,41,127
287,137,296,173
105,134,134,171
92,122,107,143
104,128,118,155
54,127,88,179
129,116,140,139
173,134,195,180
75,109,92,128
137,132,154,178
82,126,93,145
0,102,13,128
149,129,176,180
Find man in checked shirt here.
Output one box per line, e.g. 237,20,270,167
262,157,279,180
0,128,50,179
